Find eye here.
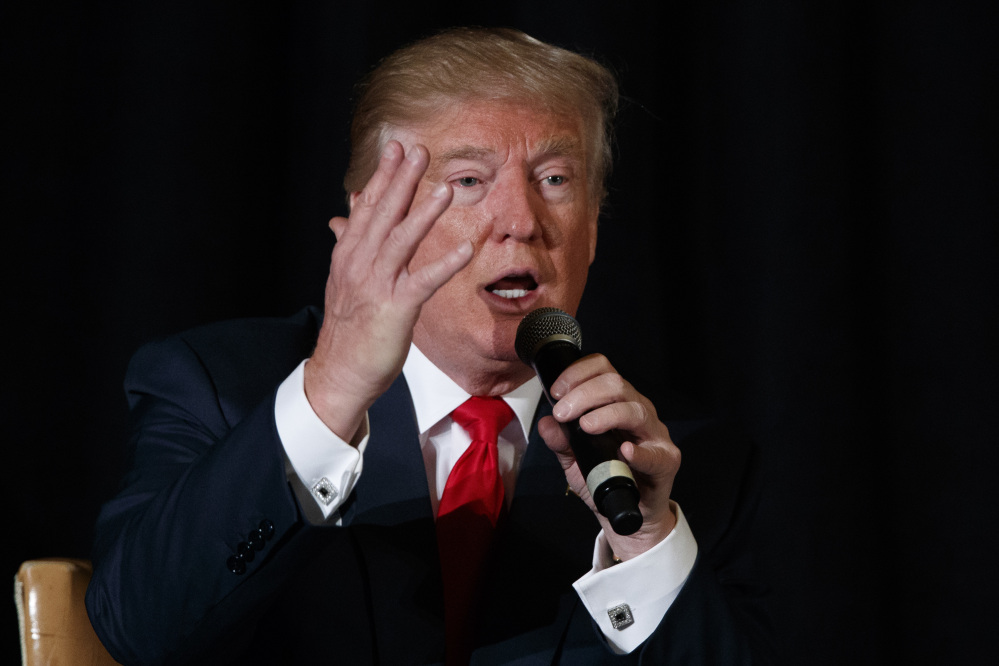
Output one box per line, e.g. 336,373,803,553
456,176,479,187
544,175,565,186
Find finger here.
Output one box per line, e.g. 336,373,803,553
376,181,454,276
538,416,591,500
345,141,405,232
619,440,680,481
403,239,474,303
354,144,431,254
537,415,573,458
549,353,616,400
577,400,653,436
332,143,405,256
552,370,635,423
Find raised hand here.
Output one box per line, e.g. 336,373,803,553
304,141,473,442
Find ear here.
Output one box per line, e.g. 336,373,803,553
329,216,348,239
348,190,361,211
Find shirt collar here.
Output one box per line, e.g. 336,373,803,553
402,342,543,441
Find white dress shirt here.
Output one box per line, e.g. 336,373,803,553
274,344,698,653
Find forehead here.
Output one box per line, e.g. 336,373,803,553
391,99,589,167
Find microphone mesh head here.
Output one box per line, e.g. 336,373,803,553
515,307,583,365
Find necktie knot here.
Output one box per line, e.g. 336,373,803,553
437,396,513,523
451,396,515,444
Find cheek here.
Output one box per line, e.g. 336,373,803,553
568,222,597,266
560,228,595,298
408,218,460,271
414,214,489,277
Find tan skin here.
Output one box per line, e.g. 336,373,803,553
304,100,679,559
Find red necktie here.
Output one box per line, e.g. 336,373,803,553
436,396,514,665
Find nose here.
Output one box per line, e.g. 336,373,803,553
487,174,543,243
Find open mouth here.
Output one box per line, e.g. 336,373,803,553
485,273,539,299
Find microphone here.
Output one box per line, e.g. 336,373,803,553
515,308,642,536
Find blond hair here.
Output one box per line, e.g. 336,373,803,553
343,27,619,204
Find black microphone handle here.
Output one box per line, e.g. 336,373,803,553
531,340,643,536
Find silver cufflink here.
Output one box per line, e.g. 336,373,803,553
311,477,337,506
607,603,634,630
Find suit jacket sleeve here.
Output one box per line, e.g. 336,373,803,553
85,314,319,665
638,418,777,664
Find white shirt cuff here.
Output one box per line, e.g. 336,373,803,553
572,501,698,654
274,359,369,523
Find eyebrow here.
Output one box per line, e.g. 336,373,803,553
534,135,585,159
429,136,585,172
431,146,494,169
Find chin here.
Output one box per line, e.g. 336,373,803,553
485,317,522,359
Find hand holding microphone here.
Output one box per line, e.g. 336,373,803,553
516,308,645,536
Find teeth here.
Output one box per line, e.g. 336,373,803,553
493,289,529,299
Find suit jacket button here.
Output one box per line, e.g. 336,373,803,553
227,554,246,575
238,541,255,562
248,530,265,551
258,519,275,540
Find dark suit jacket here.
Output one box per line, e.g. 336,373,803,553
86,307,775,664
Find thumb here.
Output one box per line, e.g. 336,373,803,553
538,416,574,460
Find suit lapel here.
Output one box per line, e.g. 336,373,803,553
337,382,601,664
337,374,447,664
341,372,434,525
475,400,601,664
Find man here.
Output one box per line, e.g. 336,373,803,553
86,27,772,664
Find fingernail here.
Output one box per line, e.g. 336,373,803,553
552,402,567,420
431,182,449,199
406,145,424,164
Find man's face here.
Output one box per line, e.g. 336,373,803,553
386,99,600,388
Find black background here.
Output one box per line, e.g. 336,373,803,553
3,1,996,663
